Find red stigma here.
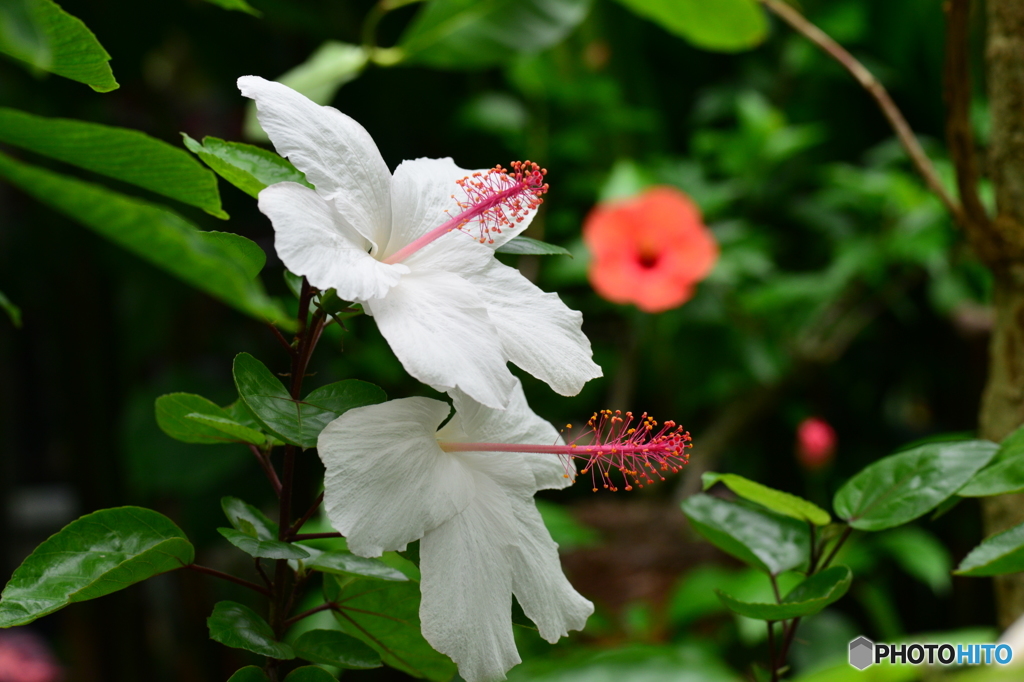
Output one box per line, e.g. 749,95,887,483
565,409,692,492
451,160,548,244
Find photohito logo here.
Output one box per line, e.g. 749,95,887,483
849,637,1013,669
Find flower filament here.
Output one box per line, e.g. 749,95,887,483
439,409,691,492
383,161,548,264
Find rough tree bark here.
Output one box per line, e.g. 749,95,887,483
978,0,1024,628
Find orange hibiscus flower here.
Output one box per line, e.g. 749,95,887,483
583,186,718,313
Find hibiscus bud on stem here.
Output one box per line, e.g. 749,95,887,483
439,409,691,492
382,160,548,264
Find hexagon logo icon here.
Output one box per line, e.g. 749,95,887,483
849,637,874,670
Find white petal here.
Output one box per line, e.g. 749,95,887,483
419,463,521,682
259,183,406,301
364,270,517,409
317,397,476,556
386,157,477,258
508,495,594,643
470,260,602,396
449,380,574,492
402,228,494,277
238,76,392,250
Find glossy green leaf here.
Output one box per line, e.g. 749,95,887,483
716,566,852,621
155,393,266,445
182,134,311,198
834,440,999,531
292,629,382,669
0,108,224,217
0,289,22,328
222,497,277,540
0,507,194,627
681,494,809,575
0,0,117,91
959,425,1024,497
282,667,335,682
243,41,368,140
207,601,294,659
300,546,409,582
399,0,592,69
702,472,830,525
198,232,266,279
611,0,767,52
226,666,270,682
0,151,292,328
495,236,573,257
202,0,261,17
955,521,1024,577
218,528,310,560
325,576,456,681
234,353,386,448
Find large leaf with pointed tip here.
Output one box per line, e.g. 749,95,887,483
0,0,117,91
182,134,311,198
233,353,386,448
207,601,294,659
702,472,830,525
959,426,1024,497
715,566,852,620
611,0,767,52
0,507,194,627
217,529,310,560
156,393,267,445
399,0,592,69
681,494,809,575
0,150,291,328
299,546,408,582
325,576,456,681
292,629,382,669
834,440,998,531
955,521,1024,577
0,108,225,218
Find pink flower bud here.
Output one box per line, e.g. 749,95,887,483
796,417,836,470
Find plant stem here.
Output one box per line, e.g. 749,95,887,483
186,564,271,597
292,532,342,541
758,0,964,225
767,620,778,682
818,525,853,572
248,443,282,496
283,601,338,628
288,491,325,539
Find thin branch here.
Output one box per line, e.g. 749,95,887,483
818,525,854,572
268,324,296,356
288,491,325,539
248,443,282,496
769,573,783,603
284,602,338,629
186,564,271,597
292,532,342,541
767,621,778,682
759,0,964,225
255,559,273,590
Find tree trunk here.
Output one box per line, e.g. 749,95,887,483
979,0,1024,629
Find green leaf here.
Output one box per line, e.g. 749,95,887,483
0,151,291,328
702,472,831,526
234,353,386,448
197,232,266,279
0,108,224,218
611,0,768,52
292,629,382,669
155,393,266,445
243,42,368,140
834,440,999,531
325,576,456,681
715,566,852,620
202,0,261,17
0,506,194,627
495,236,573,257
399,0,592,70
226,666,270,682
181,134,311,199
218,528,310,560
0,0,117,91
959,425,1024,497
955,521,1024,577
207,601,294,659
874,527,951,594
301,546,409,582
222,497,278,540
0,289,22,328
681,494,809,575
282,667,336,682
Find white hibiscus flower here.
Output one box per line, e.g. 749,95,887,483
317,380,594,682
238,76,602,409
